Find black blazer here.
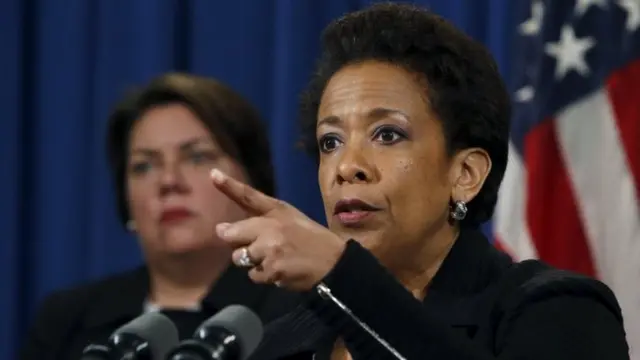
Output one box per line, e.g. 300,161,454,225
19,264,298,360
250,228,630,360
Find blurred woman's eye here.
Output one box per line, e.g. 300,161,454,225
187,150,217,165
130,161,152,174
189,152,207,164
318,134,343,153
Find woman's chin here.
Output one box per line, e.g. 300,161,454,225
159,232,225,255
162,240,208,254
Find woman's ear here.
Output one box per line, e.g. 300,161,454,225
449,148,491,202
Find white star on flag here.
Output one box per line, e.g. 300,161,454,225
519,1,544,35
574,0,608,16
618,0,640,32
515,86,535,102
545,26,596,79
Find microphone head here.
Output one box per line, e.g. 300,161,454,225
196,305,263,360
111,312,179,360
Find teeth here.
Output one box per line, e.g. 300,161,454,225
336,203,372,214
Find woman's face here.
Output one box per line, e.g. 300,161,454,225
126,103,247,257
317,61,486,264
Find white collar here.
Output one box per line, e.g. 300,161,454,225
143,298,201,313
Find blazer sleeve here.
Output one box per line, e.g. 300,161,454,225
19,291,77,360
303,240,629,360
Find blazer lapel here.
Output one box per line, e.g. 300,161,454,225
421,228,513,342
250,305,330,360
424,290,481,341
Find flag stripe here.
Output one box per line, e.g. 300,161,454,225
494,142,537,260
524,119,597,276
555,88,640,355
605,59,640,200
492,237,513,259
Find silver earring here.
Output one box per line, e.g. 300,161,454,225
126,220,136,232
450,200,467,221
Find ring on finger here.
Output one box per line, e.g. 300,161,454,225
237,247,255,268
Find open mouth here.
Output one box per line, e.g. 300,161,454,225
333,199,380,225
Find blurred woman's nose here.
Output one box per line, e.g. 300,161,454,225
158,156,188,195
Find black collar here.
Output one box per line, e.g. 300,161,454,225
421,227,513,329
82,264,272,329
427,227,513,296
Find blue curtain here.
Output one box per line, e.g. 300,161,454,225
0,0,521,357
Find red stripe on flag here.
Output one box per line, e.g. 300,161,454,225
492,236,514,261
606,59,640,200
524,119,596,276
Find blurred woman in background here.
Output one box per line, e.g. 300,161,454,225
20,73,295,360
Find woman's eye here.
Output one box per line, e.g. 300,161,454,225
318,134,342,153
189,152,208,164
187,150,218,165
131,161,152,174
374,127,406,145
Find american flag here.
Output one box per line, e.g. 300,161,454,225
493,0,640,357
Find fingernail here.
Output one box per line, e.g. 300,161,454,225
210,168,225,183
216,222,231,236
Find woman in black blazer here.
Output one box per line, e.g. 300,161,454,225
20,73,296,360
208,3,630,359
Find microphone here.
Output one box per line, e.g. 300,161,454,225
316,282,406,360
81,312,179,360
166,305,263,360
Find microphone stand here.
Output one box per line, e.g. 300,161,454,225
316,283,407,360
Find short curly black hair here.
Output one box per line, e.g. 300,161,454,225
107,72,275,226
298,2,511,227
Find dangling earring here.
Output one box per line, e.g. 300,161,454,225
126,220,137,232
450,200,468,221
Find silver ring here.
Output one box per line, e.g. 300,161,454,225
237,247,255,268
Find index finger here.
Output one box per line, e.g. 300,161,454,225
210,168,282,215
